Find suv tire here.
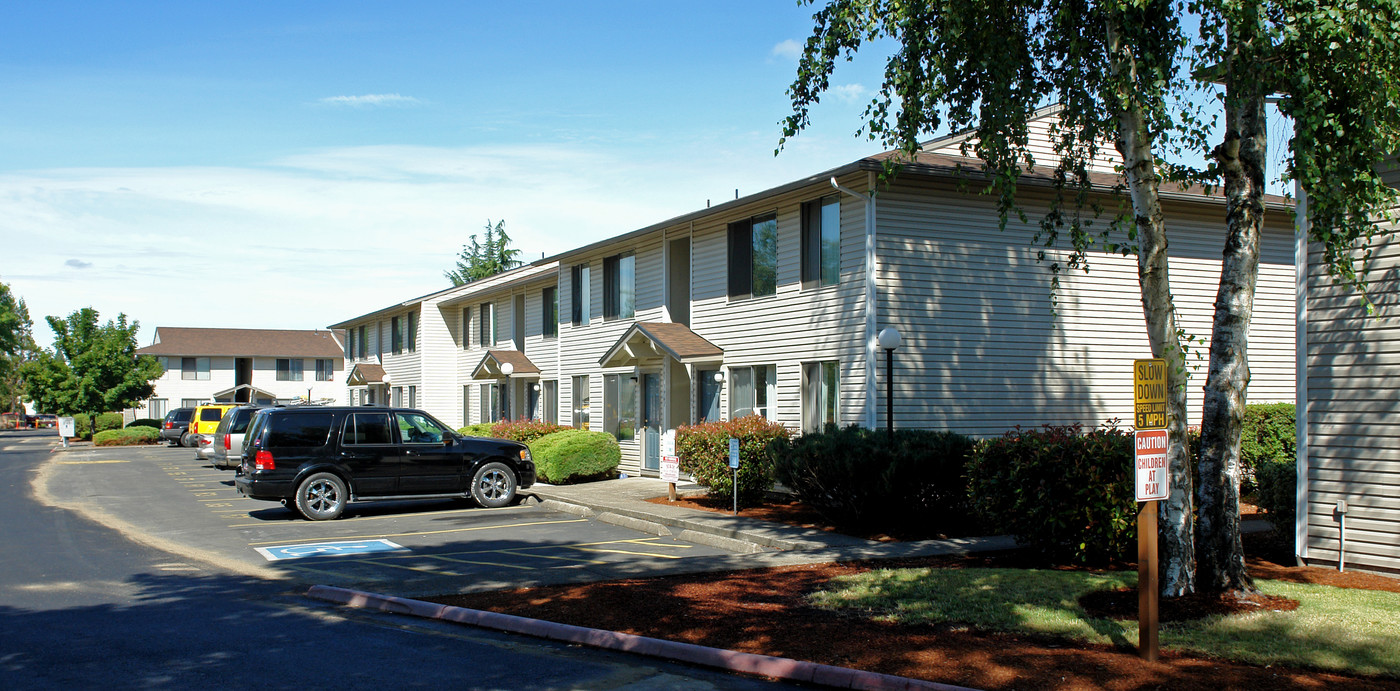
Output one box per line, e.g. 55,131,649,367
470,461,517,508
180,432,193,448
295,472,348,521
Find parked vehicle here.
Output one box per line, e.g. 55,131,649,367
190,402,240,454
210,404,264,470
161,408,195,446
33,414,58,429
235,406,535,520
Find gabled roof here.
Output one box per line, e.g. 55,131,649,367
346,363,386,386
328,262,559,328
599,322,724,368
211,384,280,401
472,349,542,380
137,327,345,358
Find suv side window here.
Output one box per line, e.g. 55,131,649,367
344,413,394,445
267,413,336,448
397,412,447,445
230,409,258,433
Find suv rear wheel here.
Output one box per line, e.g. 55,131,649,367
295,472,348,521
470,462,517,508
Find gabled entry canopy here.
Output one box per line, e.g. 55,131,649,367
472,349,542,380
210,384,279,402
599,322,724,368
345,363,386,386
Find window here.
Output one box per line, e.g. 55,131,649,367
603,253,635,319
407,385,416,408
728,213,778,298
803,361,840,432
357,325,367,359
543,380,558,424
802,196,841,288
315,359,334,381
730,365,776,419
543,286,558,338
571,264,591,325
603,374,637,441
345,331,354,360
276,358,304,381
572,375,590,430
344,412,393,445
480,303,495,346
391,316,403,354
149,399,168,419
392,386,402,407
479,383,499,423
181,357,210,381
181,398,204,409
397,411,446,444
407,312,417,352
462,308,471,349
267,413,335,448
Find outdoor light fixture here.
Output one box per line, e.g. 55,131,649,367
501,362,515,377
877,327,902,436
381,372,392,406
713,371,725,383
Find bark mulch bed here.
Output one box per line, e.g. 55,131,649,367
429,498,1400,690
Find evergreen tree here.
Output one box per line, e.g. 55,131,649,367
445,219,523,285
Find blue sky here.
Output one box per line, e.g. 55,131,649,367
1,2,892,348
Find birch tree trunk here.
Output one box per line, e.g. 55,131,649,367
1106,16,1195,597
1197,6,1267,595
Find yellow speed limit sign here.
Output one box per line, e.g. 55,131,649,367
1133,358,1167,430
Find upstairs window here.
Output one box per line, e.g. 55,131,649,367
571,264,591,325
801,196,841,288
345,331,354,360
543,286,558,338
315,359,334,382
276,358,304,381
461,307,471,350
407,312,417,352
391,316,403,354
603,253,635,320
479,302,495,347
728,212,777,298
357,325,367,359
182,357,210,381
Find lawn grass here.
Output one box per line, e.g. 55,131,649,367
809,567,1400,677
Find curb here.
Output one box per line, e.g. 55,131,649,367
307,585,977,691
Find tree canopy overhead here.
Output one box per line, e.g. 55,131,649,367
445,219,523,286
782,0,1400,597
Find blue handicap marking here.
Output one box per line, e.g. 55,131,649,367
255,539,406,561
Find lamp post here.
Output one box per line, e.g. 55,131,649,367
877,327,902,437
381,372,392,407
500,362,514,421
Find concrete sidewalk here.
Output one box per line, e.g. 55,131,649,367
523,475,1018,560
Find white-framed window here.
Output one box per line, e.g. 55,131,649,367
315,359,334,381
571,264,591,325
276,358,304,381
181,357,210,381
148,398,169,419
462,307,471,350
730,365,776,419
802,361,840,432
407,312,417,352
603,253,635,320
603,373,637,441
479,383,499,423
543,380,558,424
572,375,590,430
802,195,841,288
392,316,404,354
728,212,778,298
480,303,495,347
181,398,204,408
407,385,416,408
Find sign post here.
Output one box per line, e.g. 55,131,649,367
57,416,75,449
660,430,679,501
1132,358,1168,662
728,438,740,516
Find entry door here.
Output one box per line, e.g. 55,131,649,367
641,373,662,472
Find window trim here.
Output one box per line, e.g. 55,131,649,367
801,195,841,289
542,286,559,338
479,302,495,347
728,212,778,299
603,253,635,320
391,316,403,354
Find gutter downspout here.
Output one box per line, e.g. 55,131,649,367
830,174,879,429
1294,180,1309,565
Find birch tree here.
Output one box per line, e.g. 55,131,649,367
782,0,1400,596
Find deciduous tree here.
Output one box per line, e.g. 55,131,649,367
22,308,163,418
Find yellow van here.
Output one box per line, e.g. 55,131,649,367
191,402,241,437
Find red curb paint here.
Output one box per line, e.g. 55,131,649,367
306,585,976,691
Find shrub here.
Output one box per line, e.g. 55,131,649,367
94,427,161,446
1239,403,1296,495
492,419,568,445
1254,456,1297,532
676,415,791,507
770,425,977,535
126,418,161,429
95,412,124,433
967,423,1136,563
457,423,500,438
72,414,92,440
528,429,620,484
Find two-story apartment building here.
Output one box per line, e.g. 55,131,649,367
132,327,346,418
332,110,1297,477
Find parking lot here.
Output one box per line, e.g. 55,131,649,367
36,441,756,595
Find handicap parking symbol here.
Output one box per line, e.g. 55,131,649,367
255,539,406,561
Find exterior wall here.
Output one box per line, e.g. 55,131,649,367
135,353,344,418
875,176,1296,437
1304,221,1400,574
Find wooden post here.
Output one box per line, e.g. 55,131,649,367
668,481,677,502
1138,501,1159,661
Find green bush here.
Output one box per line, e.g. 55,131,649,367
491,419,569,444
1254,457,1297,531
126,418,161,429
95,412,124,433
94,427,161,446
967,424,1136,563
676,415,792,508
528,429,620,484
72,413,91,440
770,425,977,535
1239,403,1296,495
457,423,500,438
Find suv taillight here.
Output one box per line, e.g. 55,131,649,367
224,435,231,450
164,421,173,429
255,450,275,471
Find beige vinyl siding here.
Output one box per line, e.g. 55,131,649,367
921,113,1121,174
419,300,457,420
875,176,1295,437
1305,224,1400,574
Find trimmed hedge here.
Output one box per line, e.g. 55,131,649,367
457,423,500,438
491,419,569,444
1240,402,1296,495
968,424,1136,563
770,425,976,535
1255,457,1297,531
95,412,124,433
676,415,791,508
528,429,620,484
72,414,91,440
94,427,161,446
126,418,161,429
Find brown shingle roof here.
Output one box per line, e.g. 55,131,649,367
599,322,724,367
472,350,542,379
137,327,346,358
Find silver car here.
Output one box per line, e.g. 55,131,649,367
209,405,265,469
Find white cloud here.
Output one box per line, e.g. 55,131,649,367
318,93,422,107
771,39,802,60
831,83,868,104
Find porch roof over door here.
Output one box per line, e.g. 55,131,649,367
472,349,542,380
598,322,724,368
346,363,386,386
210,384,280,401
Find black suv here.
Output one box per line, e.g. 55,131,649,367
234,406,535,520
161,408,195,446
